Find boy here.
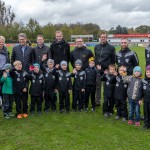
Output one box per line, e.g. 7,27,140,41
56,61,72,113
101,64,117,117
1,64,14,119
72,59,86,112
114,66,128,122
9,61,28,119
40,58,57,112
84,57,102,112
26,63,44,114
139,65,150,129
122,66,143,126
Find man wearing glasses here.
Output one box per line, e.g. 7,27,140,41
94,32,116,106
145,31,150,66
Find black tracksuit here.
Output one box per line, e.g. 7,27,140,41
72,70,86,111
101,73,116,114
114,75,128,118
140,78,150,128
145,45,150,66
56,70,72,112
41,63,57,111
9,68,29,115
25,71,44,113
84,67,102,109
116,48,139,75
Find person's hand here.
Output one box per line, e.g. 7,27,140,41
54,89,58,93
55,64,59,69
139,100,142,105
3,72,7,78
42,54,47,61
81,89,85,92
97,65,101,70
23,88,27,92
73,68,77,74
114,71,118,76
104,69,109,74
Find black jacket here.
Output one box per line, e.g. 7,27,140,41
11,44,33,71
70,46,94,70
9,68,28,95
40,62,57,93
94,42,115,70
72,70,86,90
85,67,102,86
101,73,116,97
114,75,128,100
50,39,70,65
33,44,51,67
56,70,72,92
116,48,139,75
25,71,44,96
145,45,150,66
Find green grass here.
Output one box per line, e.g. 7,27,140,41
0,46,150,150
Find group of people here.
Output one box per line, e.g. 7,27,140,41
0,31,150,129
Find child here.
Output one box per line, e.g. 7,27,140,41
26,63,44,115
56,61,72,113
140,65,150,129
84,57,102,112
72,59,86,112
101,64,117,117
122,66,143,126
1,64,14,119
114,66,128,122
40,58,57,112
9,61,29,119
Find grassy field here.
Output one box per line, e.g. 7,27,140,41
0,46,150,150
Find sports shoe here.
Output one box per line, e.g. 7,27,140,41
104,113,109,117
115,116,120,120
122,118,127,122
4,113,10,119
17,114,23,119
135,122,141,127
8,113,15,118
91,108,95,112
84,108,88,112
109,113,113,116
22,113,28,118
128,120,133,125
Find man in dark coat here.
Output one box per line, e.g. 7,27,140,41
145,31,150,66
11,33,33,72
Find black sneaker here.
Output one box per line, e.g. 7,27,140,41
37,111,42,115
84,108,88,112
92,108,95,112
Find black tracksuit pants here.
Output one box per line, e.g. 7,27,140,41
30,95,42,112
59,92,70,111
84,85,96,109
14,94,28,115
115,98,128,118
144,101,150,128
103,96,114,114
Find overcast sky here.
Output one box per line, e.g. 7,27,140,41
4,0,150,30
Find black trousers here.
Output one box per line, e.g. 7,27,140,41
14,93,28,115
44,91,56,111
30,95,42,112
2,94,13,114
85,85,96,109
115,98,128,118
103,96,114,114
59,92,70,111
72,90,84,110
144,101,150,128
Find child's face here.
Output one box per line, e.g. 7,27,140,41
5,68,10,73
109,67,115,74
48,63,54,69
61,65,67,70
15,63,22,70
134,71,141,77
75,64,82,70
146,70,150,78
89,61,95,67
34,66,40,73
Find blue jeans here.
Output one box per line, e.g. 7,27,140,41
128,98,140,122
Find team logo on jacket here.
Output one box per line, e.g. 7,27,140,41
67,78,69,81
124,84,127,88
45,74,48,77
116,83,119,87
53,76,55,79
125,59,129,63
59,77,62,80
82,55,86,58
106,82,109,85
17,78,20,81
147,54,150,58
143,85,146,90
40,80,42,83
80,77,83,80
32,80,35,83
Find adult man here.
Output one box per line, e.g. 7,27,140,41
0,36,10,107
50,31,70,67
70,38,94,70
11,33,33,71
116,38,139,75
145,31,150,66
94,32,116,106
33,35,51,67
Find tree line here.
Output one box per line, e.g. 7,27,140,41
0,0,150,43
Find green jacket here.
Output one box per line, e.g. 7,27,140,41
1,74,13,94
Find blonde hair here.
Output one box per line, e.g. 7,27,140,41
55,30,63,36
0,36,5,43
13,61,22,67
